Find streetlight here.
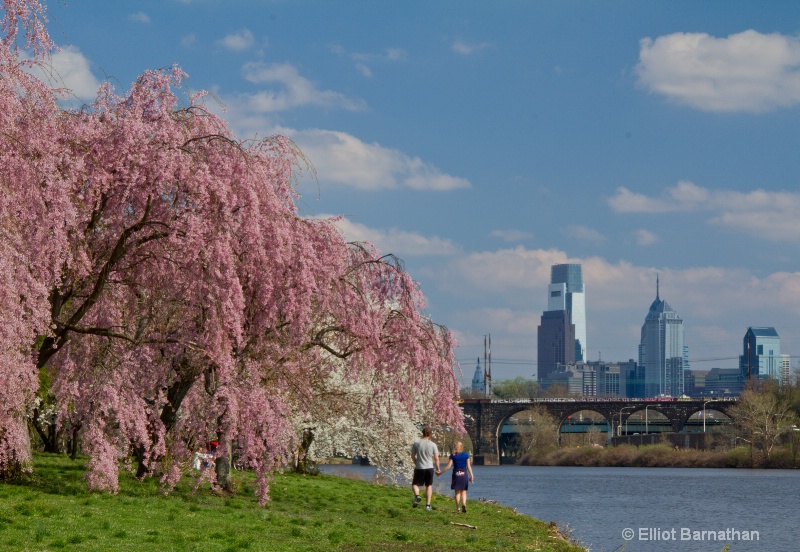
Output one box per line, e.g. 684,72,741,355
618,406,635,437
703,399,718,433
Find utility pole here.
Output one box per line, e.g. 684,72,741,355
483,334,492,398
747,339,751,381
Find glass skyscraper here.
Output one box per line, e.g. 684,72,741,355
537,263,585,386
739,327,782,382
547,264,586,362
638,280,684,397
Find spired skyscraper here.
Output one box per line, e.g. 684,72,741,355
638,278,685,397
537,263,586,386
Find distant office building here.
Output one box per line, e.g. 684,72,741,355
591,359,637,398
684,369,707,397
705,368,744,397
781,354,791,386
471,357,486,395
739,327,782,382
546,360,636,398
549,264,587,361
549,363,596,396
638,278,685,397
594,363,620,398
617,360,639,398
537,310,575,387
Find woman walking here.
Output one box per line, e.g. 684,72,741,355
439,441,474,513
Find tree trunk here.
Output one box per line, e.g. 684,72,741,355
29,412,59,453
136,372,197,478
215,440,233,491
295,428,318,475
69,424,81,460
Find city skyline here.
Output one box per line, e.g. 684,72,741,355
32,2,800,384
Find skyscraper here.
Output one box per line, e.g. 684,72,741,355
548,264,587,361
739,327,782,382
537,310,575,386
638,278,685,397
537,263,584,386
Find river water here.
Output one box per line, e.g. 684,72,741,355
320,464,800,552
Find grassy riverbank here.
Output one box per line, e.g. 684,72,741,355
520,443,800,468
0,454,585,551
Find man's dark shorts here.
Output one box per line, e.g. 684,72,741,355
412,468,435,487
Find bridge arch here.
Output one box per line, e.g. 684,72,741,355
675,406,734,433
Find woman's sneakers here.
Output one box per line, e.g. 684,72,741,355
412,495,421,508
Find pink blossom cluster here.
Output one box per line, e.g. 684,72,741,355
0,0,463,502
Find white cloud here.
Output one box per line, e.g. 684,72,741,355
608,181,800,241
635,229,658,246
329,45,407,77
453,309,540,344
608,181,708,213
240,62,366,112
128,12,150,24
320,216,459,257
607,186,672,213
438,246,565,295
355,63,372,78
218,29,255,52
637,30,800,112
564,225,606,243
491,229,534,242
452,39,491,55
26,45,101,100
181,33,197,48
206,87,467,192
283,128,471,191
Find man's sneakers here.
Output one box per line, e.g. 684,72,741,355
413,496,433,511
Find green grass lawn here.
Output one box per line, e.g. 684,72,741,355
0,453,585,551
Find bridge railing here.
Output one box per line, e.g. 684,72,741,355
484,397,738,404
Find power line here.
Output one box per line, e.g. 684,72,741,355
685,356,740,363
457,357,536,366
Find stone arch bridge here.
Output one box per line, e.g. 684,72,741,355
460,398,737,464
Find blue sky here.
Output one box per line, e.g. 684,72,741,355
33,1,800,384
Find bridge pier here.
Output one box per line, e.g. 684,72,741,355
471,453,499,466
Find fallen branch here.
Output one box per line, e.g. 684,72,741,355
451,522,477,530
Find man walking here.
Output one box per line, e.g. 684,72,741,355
411,426,440,510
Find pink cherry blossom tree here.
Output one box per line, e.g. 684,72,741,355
0,0,463,502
